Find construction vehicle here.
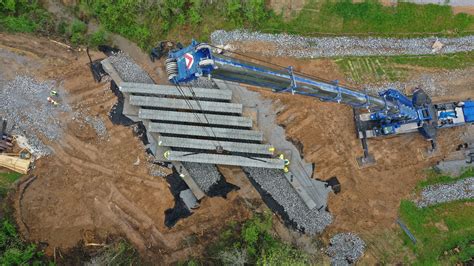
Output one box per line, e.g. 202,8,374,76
164,40,474,165
0,118,13,152
150,41,183,62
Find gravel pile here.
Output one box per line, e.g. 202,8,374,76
244,167,332,234
416,177,474,208
108,53,154,84
211,30,474,58
182,161,222,192
0,76,71,156
185,77,216,89
326,233,366,266
72,111,108,140
84,115,108,139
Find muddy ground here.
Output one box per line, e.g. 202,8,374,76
1,32,473,264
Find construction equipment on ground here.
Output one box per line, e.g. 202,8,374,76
150,41,183,62
0,118,13,152
165,40,474,166
0,153,31,174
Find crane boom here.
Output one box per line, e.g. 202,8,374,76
165,40,474,165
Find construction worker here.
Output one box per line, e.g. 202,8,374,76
50,90,58,97
268,146,275,154
47,96,59,106
163,150,170,160
279,153,290,172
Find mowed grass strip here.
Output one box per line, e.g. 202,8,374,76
398,169,474,265
399,200,474,265
335,51,474,83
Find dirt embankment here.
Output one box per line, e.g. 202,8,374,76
246,54,474,238
2,31,473,264
1,33,256,263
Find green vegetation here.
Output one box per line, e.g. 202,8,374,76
399,200,474,264
417,167,474,190
0,172,21,198
90,239,140,265
0,171,48,264
278,1,474,36
336,51,474,83
398,170,474,265
390,52,474,69
0,0,53,33
75,0,474,50
0,218,46,265
189,212,310,265
0,0,108,47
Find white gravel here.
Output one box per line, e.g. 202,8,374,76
244,167,332,235
416,177,474,207
211,30,474,58
108,53,154,83
182,161,222,192
0,76,71,156
326,233,366,266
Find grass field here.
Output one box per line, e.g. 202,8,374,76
416,167,474,190
336,51,474,83
70,0,474,50
0,172,22,198
398,169,474,264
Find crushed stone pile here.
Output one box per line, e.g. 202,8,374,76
244,167,332,234
108,53,154,84
211,30,474,58
72,112,108,140
0,76,71,156
416,177,474,208
181,159,222,193
326,233,366,266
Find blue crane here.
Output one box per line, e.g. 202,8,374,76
165,40,474,165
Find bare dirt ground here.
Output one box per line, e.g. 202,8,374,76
2,30,473,264
1,33,256,263
240,53,474,262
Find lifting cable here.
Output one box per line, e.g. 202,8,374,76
172,82,223,151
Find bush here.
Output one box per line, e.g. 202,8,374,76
0,0,53,33
0,219,45,265
88,28,108,47
205,212,309,265
69,19,87,45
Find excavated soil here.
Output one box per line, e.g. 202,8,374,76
2,32,473,263
241,54,474,238
1,33,253,263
